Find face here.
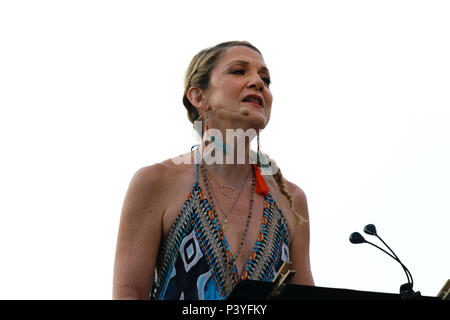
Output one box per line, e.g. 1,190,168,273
203,46,273,131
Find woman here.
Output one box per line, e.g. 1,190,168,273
113,41,314,300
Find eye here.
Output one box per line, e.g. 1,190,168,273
231,69,245,74
231,69,271,86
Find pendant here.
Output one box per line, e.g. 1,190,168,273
222,218,228,232
220,186,236,199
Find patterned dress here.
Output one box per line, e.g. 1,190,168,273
150,161,290,300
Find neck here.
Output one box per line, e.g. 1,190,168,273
197,136,257,182
201,124,260,159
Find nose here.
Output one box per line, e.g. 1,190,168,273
246,72,265,91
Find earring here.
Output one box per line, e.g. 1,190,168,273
205,116,215,142
257,130,261,167
205,115,229,156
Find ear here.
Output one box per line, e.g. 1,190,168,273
187,86,210,116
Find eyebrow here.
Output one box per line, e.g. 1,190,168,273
224,60,270,73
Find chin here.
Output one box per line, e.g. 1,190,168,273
246,114,269,130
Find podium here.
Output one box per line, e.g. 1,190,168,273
228,280,439,300
227,263,441,300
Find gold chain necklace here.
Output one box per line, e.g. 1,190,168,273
203,165,252,231
202,165,239,199
200,163,255,263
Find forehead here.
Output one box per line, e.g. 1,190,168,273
216,46,268,71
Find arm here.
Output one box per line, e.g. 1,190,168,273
113,165,166,299
285,183,314,286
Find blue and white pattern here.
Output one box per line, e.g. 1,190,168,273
150,166,290,300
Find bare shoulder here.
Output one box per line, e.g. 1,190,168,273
113,152,197,299
129,162,173,196
120,163,170,224
113,162,173,299
281,176,314,285
130,163,168,191
129,151,197,215
282,177,305,195
131,150,194,187
282,177,309,219
127,153,194,206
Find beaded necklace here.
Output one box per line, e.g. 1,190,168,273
200,163,255,263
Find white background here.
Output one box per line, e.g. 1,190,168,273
0,0,448,299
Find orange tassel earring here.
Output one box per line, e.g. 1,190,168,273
253,131,269,196
253,164,269,196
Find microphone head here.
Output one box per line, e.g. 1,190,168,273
240,107,250,115
349,232,366,244
363,224,377,236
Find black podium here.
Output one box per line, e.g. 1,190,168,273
227,280,439,300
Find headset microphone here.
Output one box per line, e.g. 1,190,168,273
240,107,250,115
212,106,250,116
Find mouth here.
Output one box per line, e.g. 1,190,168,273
242,94,264,108
243,101,264,109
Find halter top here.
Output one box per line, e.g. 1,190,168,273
150,157,290,300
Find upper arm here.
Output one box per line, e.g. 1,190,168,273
113,164,166,299
285,182,314,286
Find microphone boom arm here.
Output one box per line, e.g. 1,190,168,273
374,234,414,287
365,240,413,289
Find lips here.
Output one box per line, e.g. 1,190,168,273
243,101,263,109
242,94,264,108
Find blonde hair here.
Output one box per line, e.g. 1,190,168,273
183,41,305,226
182,41,262,123
267,155,307,226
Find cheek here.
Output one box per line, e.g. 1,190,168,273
265,92,273,109
215,79,240,97
225,79,243,93
218,81,242,104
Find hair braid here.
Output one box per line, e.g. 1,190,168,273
262,154,306,226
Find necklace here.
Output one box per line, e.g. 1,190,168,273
203,165,252,231
200,163,255,264
201,160,238,199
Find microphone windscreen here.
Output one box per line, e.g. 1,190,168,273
363,224,377,236
240,107,249,115
349,232,366,244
